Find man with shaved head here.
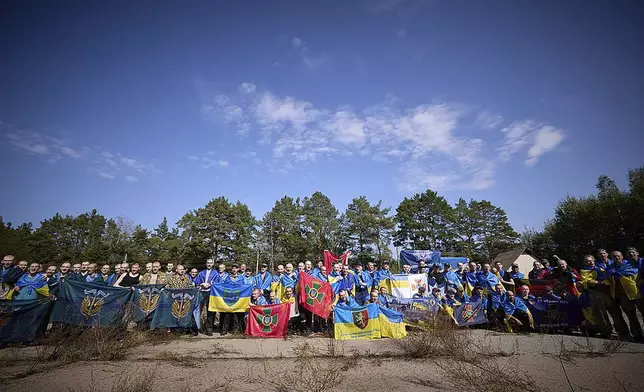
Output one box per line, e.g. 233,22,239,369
0,255,21,299
13,262,48,300
140,261,167,285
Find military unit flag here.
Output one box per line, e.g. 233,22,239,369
245,303,291,338
298,272,334,319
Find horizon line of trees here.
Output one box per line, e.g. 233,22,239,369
2,166,642,269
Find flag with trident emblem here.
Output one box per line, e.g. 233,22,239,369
51,280,132,326
298,272,334,319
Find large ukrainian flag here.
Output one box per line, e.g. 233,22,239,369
378,305,407,339
607,260,641,300
208,282,253,312
334,303,382,340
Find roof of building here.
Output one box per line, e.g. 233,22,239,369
492,247,541,269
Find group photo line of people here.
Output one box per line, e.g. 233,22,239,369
1,246,643,343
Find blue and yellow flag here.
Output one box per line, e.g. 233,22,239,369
131,284,166,322
334,303,381,340
606,260,641,300
270,274,296,301
378,305,407,339
50,280,132,326
150,288,203,330
0,299,54,343
208,282,253,313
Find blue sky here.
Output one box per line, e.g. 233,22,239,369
1,0,643,233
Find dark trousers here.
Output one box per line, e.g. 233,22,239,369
288,317,304,333
220,312,241,333
300,308,314,332
202,293,216,332
616,295,643,339
508,310,534,333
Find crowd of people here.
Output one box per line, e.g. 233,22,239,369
0,246,642,341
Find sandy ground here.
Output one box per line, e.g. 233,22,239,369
2,331,644,392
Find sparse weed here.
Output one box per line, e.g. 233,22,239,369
66,370,154,392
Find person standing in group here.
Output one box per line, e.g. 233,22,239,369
606,251,643,341
255,263,273,299
195,259,217,336
114,263,141,287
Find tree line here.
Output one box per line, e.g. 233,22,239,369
521,166,644,265
0,190,518,268
2,165,641,268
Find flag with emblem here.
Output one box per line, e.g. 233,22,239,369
150,287,203,330
333,303,382,340
390,274,427,298
50,280,133,327
245,302,290,338
453,300,488,327
526,297,583,328
208,282,253,313
0,299,54,343
131,284,166,322
298,272,334,319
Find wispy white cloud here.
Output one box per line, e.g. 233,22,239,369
371,0,430,14
1,123,159,182
475,111,504,130
396,29,407,38
525,126,566,166
120,157,149,172
185,152,230,169
197,81,567,190
291,36,327,69
124,175,138,183
498,120,566,166
3,130,86,162
98,171,116,179
237,151,261,164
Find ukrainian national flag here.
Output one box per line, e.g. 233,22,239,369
378,278,392,294
208,282,253,313
271,274,296,301
334,303,382,340
328,275,343,294
378,305,407,339
606,261,641,300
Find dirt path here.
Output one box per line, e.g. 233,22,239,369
2,332,643,392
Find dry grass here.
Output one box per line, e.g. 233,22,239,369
394,323,538,392
262,340,356,392
35,326,176,364
156,350,202,368
66,370,154,392
558,335,629,365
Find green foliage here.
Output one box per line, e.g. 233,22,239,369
177,197,257,265
259,196,309,268
394,190,454,251
524,166,644,266
2,188,522,267
344,196,394,263
394,192,518,262
301,191,341,260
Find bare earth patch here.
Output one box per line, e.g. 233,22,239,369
1,331,643,392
